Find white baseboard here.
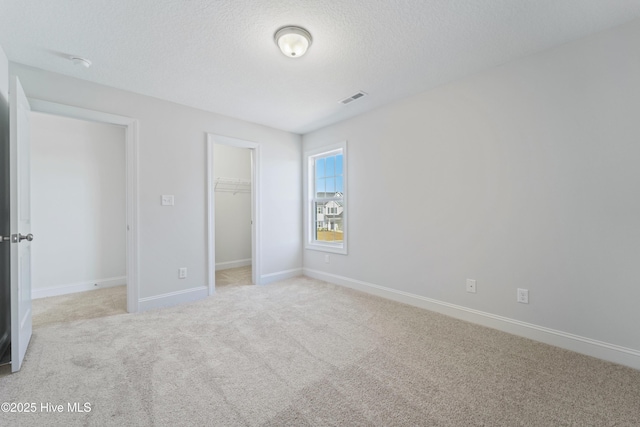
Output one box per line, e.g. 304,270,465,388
215,258,252,271
261,268,303,285
303,268,640,371
138,286,208,312
32,276,127,299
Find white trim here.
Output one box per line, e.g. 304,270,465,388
206,139,214,294
32,276,126,299
261,268,303,285
304,141,348,255
206,134,262,296
28,99,140,313
303,268,640,371
125,120,140,313
215,258,252,271
30,100,131,125
138,286,208,312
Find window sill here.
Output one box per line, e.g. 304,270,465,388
305,242,347,255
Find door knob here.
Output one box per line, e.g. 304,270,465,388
1,233,34,243
18,233,34,242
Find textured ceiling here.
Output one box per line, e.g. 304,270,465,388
1,1,640,134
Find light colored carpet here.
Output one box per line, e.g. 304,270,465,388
1,269,639,426
216,265,253,288
31,266,250,329
31,285,127,328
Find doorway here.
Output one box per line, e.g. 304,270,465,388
29,100,139,313
213,143,252,289
30,112,127,325
207,134,261,294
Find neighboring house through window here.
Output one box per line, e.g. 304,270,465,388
305,141,347,254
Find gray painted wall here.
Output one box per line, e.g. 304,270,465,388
303,20,640,354
10,63,302,301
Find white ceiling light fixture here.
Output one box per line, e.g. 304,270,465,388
70,56,92,68
274,26,312,58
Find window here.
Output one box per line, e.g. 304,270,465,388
305,142,347,254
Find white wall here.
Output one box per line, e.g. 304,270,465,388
303,19,640,367
10,63,302,306
214,143,251,269
30,112,126,297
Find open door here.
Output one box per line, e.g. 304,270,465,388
9,76,32,372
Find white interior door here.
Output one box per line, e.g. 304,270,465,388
10,76,32,372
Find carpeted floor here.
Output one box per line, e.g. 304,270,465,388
31,285,127,328
1,268,639,426
216,265,253,289
30,267,252,328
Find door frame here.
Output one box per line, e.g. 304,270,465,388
28,99,140,313
206,133,261,294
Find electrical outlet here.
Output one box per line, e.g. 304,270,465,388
179,267,187,279
517,288,529,304
161,195,175,206
324,254,330,264
466,279,476,293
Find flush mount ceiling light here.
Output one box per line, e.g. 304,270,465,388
70,56,92,68
274,26,312,58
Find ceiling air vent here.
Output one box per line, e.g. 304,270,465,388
339,91,368,105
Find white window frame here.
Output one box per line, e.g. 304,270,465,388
304,141,347,254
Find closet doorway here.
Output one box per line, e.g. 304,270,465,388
207,134,261,294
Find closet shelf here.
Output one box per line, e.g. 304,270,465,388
215,177,251,194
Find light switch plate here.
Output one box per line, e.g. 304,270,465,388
161,195,174,206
